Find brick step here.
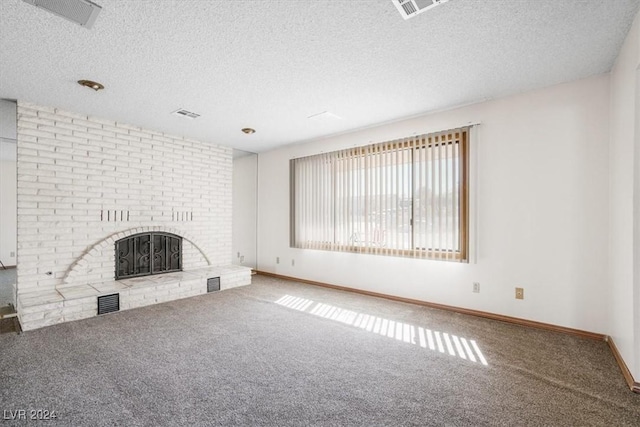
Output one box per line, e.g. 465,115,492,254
17,265,251,331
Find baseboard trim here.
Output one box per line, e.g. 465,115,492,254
255,271,606,341
606,337,640,393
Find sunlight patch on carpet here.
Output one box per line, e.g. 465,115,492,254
275,294,488,366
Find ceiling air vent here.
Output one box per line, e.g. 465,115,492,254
392,0,450,20
307,111,343,122
23,0,102,29
171,108,201,119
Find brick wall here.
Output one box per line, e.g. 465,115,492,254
16,102,232,295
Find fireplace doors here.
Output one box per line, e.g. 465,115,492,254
115,232,182,280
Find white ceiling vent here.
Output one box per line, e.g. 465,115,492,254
392,0,450,20
307,111,343,122
22,0,102,29
171,109,201,120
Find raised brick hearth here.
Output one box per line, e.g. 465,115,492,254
18,265,251,331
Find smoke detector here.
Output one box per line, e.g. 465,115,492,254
171,108,200,119
23,0,102,29
392,0,450,20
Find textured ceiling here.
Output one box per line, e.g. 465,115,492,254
1,0,638,153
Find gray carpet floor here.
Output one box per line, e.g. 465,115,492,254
1,275,638,426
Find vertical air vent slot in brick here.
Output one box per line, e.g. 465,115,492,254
97,294,120,315
172,211,193,222
101,210,130,222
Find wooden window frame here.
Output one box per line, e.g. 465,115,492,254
290,128,469,262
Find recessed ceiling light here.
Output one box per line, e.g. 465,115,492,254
242,128,256,134
78,80,104,91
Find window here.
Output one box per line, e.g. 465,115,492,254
290,127,469,261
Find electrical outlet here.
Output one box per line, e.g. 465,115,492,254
515,287,524,300
291,259,295,267
10,251,15,257
473,282,480,293
240,255,244,264
276,257,280,264
237,252,240,258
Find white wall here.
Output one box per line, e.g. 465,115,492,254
0,99,17,267
232,153,257,268
0,155,17,267
635,67,640,381
609,11,640,380
257,74,611,334
0,99,17,140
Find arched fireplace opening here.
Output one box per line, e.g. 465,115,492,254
115,232,182,280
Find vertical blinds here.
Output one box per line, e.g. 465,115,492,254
290,127,468,261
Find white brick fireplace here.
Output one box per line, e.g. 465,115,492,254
16,102,250,330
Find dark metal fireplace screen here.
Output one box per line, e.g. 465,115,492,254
115,232,182,280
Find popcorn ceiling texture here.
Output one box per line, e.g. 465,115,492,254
16,102,232,294
1,1,638,152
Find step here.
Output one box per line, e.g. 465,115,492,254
17,265,252,331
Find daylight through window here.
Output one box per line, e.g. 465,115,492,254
290,128,469,261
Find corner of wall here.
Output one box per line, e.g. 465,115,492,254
608,6,640,381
